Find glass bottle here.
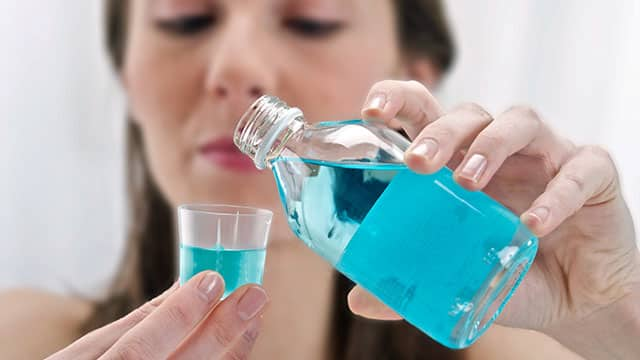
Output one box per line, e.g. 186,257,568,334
234,95,538,348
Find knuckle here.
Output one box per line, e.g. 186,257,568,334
400,80,429,103
225,349,249,360
456,102,493,123
561,137,578,155
423,123,457,141
456,102,483,113
139,300,160,316
477,132,507,150
165,303,195,329
370,80,397,94
580,145,617,181
113,336,155,360
380,79,400,88
582,144,612,162
562,172,587,194
236,323,260,352
123,302,156,328
241,329,259,348
124,310,146,328
226,348,250,360
507,105,541,121
406,80,427,92
211,322,236,348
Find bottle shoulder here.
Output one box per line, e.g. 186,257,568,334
284,120,410,166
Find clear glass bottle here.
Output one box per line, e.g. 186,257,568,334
234,95,538,348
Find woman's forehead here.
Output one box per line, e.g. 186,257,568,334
145,0,365,14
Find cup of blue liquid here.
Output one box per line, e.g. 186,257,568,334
178,204,273,298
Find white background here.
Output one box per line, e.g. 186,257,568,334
1,1,639,295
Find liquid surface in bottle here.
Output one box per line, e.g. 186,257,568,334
272,157,536,348
180,244,266,298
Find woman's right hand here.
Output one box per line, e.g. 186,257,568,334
47,271,268,360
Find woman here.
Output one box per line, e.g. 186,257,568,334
2,0,638,359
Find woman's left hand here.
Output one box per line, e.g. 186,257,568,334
349,80,640,359
47,273,267,360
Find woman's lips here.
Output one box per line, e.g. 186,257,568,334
198,137,258,173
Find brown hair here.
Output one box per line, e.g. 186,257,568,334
87,1,459,358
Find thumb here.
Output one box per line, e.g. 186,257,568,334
347,286,402,321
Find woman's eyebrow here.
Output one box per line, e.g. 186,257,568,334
149,0,213,18
281,0,353,17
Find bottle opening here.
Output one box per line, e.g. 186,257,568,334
234,95,303,169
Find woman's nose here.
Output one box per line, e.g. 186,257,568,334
204,26,275,105
212,83,263,99
207,65,267,102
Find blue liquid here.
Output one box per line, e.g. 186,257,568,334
179,244,266,298
272,158,537,348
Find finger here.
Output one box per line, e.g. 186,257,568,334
100,271,225,360
222,318,262,360
521,145,617,237
347,286,402,321
46,282,178,360
171,285,268,359
453,106,571,190
404,103,493,174
361,80,444,139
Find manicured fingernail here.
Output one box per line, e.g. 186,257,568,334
528,207,550,224
409,138,439,160
197,272,223,302
459,154,487,182
364,94,386,111
237,286,268,321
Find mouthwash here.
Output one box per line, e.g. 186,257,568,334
272,157,535,347
234,95,538,348
179,244,266,298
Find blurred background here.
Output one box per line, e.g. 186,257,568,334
1,1,638,296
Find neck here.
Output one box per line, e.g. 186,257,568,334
250,238,336,360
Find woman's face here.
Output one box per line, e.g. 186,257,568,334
124,0,407,241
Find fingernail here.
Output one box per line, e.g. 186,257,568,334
197,272,223,302
409,138,439,160
528,207,550,224
364,94,386,111
459,154,487,182
237,286,268,321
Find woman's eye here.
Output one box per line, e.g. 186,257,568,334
155,15,215,36
284,18,344,38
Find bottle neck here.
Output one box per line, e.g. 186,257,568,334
234,95,305,169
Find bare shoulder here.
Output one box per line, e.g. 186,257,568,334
0,288,93,359
464,325,585,359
